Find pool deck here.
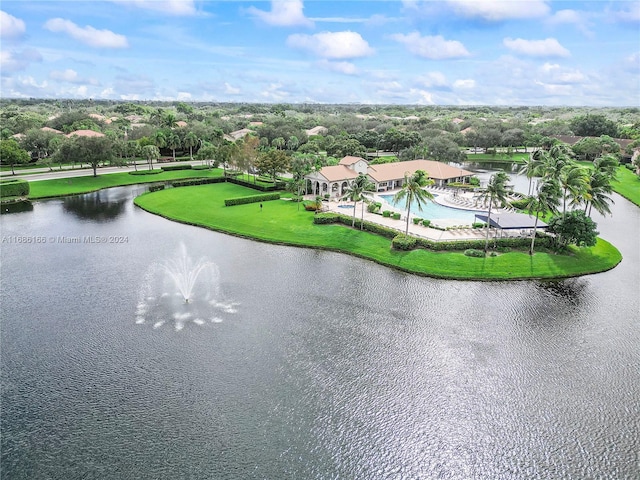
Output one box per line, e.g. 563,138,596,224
316,187,516,242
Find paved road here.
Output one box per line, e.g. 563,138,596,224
2,160,207,182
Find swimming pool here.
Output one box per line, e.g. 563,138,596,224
378,194,486,224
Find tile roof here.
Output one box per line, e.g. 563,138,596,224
367,159,472,182
66,130,106,138
339,156,366,166
317,165,360,182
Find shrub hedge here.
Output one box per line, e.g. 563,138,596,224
464,249,485,257
161,164,193,171
192,165,211,170
392,212,401,220
148,184,165,192
170,177,225,188
0,178,30,198
224,193,281,207
129,169,162,175
226,176,284,191
392,234,416,250
382,210,391,217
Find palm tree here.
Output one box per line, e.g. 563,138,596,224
341,174,375,228
540,143,572,179
525,178,561,255
558,163,588,218
183,132,198,162
393,170,434,236
584,169,614,217
519,151,543,196
142,144,160,171
477,171,509,253
593,153,619,181
167,133,181,161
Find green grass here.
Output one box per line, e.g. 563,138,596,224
134,183,622,281
28,168,224,199
612,166,640,207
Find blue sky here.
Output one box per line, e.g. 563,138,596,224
1,1,639,105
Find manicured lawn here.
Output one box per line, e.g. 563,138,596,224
612,166,640,207
28,168,224,199
134,183,622,281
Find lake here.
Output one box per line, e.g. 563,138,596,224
1,178,639,479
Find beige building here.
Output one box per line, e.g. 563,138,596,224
306,157,473,198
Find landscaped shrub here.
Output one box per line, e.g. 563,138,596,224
313,212,341,224
0,178,29,198
224,193,280,207
464,249,485,257
413,217,422,225
171,177,225,187
148,184,165,192
392,212,401,220
382,210,391,217
509,198,530,209
226,176,279,192
472,222,485,229
192,165,210,170
129,169,162,175
367,201,382,214
304,201,320,211
161,164,193,171
422,219,431,227
392,234,416,251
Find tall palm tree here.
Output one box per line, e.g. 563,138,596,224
183,132,198,161
584,169,615,217
519,151,543,196
478,171,509,253
393,170,434,236
341,174,375,228
167,133,181,161
540,143,572,179
525,178,561,255
558,163,588,218
593,153,619,181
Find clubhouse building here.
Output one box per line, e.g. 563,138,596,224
305,156,474,198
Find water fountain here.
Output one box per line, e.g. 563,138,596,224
135,243,237,330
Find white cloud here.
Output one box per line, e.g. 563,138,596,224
317,59,358,75
447,0,550,21
247,0,313,27
287,31,374,59
408,88,435,105
534,80,572,96
547,9,593,36
177,91,192,100
453,79,475,89
612,2,640,23
260,83,289,101
49,69,99,85
0,48,42,72
1,10,26,39
110,0,197,16
44,18,129,48
224,82,241,95
540,63,585,84
503,37,570,57
418,71,448,88
390,32,469,60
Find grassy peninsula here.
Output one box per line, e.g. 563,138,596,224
134,183,622,281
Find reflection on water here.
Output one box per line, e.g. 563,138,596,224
63,190,127,221
1,183,638,479
1,201,33,215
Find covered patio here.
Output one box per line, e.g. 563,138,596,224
474,212,548,238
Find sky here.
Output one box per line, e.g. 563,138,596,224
1,0,639,106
